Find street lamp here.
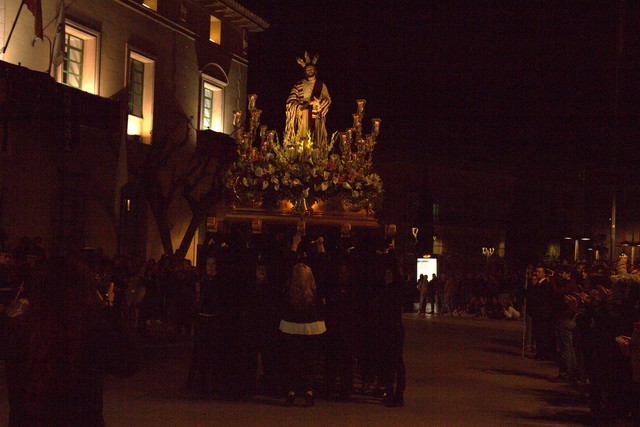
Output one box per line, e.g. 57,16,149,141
621,240,640,265
482,247,494,264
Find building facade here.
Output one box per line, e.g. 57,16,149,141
0,0,267,261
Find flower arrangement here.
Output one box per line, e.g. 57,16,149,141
225,96,384,214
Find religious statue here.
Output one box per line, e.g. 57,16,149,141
284,52,331,146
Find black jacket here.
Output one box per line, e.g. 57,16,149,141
5,308,137,427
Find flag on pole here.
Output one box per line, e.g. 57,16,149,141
24,0,43,40
51,1,66,69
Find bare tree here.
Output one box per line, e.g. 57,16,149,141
129,114,236,259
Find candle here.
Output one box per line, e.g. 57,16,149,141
352,114,361,130
248,94,258,110
372,118,381,136
252,109,262,125
260,125,268,140
233,110,243,127
346,128,353,142
356,99,366,115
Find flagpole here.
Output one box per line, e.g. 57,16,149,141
49,0,65,75
0,0,27,55
610,0,625,262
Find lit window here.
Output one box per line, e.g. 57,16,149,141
127,51,155,144
209,15,221,44
142,0,157,11
201,81,223,131
58,24,99,94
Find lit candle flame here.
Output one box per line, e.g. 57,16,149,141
233,110,243,127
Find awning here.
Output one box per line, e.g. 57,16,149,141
193,0,269,33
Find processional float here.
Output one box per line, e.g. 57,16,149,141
214,52,388,237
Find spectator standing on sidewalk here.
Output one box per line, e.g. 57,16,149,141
4,255,137,426
551,267,579,383
427,273,437,314
629,319,640,421
280,234,327,407
535,267,555,360
416,274,428,315
186,255,230,396
443,274,459,315
376,260,406,408
241,262,282,396
323,262,357,401
436,272,445,315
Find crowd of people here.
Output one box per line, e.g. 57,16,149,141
411,255,639,422
3,232,639,422
1,242,138,425
182,231,406,407
413,271,523,320
0,230,407,423
522,257,640,422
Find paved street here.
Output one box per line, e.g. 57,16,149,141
1,314,591,426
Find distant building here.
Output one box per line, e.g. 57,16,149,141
0,0,267,261
377,145,517,274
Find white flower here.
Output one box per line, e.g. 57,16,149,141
242,177,249,187
324,171,330,180
293,179,301,186
255,167,264,177
321,182,329,191
343,182,352,190
262,180,269,190
303,188,309,197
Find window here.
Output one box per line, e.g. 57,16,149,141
128,58,144,117
209,15,221,44
201,81,223,132
63,33,84,88
142,0,157,11
58,24,99,94
127,50,155,144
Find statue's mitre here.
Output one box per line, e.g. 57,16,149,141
296,51,319,68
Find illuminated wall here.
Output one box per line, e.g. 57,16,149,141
1,0,266,261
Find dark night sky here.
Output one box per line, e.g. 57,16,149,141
241,1,640,169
